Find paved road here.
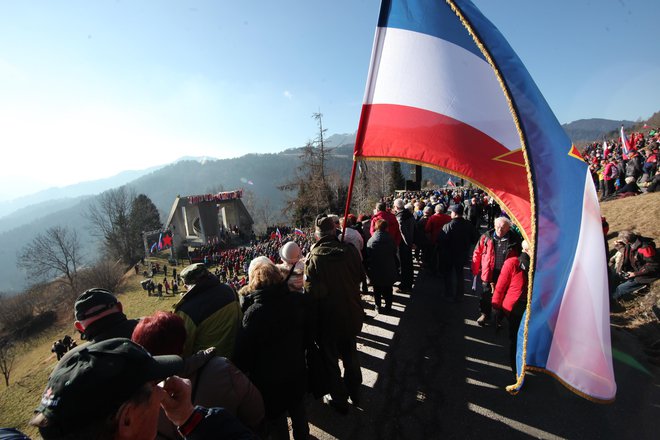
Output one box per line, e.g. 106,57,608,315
305,269,660,439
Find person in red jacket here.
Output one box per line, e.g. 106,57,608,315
370,202,401,247
471,217,521,326
492,242,530,374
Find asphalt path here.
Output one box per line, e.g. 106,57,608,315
304,267,660,440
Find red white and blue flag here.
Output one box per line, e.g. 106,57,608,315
294,228,305,236
620,126,632,158
353,0,615,401
275,228,282,242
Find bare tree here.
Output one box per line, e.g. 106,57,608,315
0,338,17,387
17,226,82,294
87,187,140,263
279,112,339,225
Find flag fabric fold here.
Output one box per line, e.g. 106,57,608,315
353,0,615,402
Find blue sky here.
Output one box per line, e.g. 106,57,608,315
0,0,657,199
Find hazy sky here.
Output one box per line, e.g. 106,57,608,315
0,0,657,200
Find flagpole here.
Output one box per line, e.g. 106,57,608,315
340,159,359,243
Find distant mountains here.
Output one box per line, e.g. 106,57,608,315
0,117,648,293
562,118,636,143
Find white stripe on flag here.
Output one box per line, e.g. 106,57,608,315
546,171,616,401
364,27,520,151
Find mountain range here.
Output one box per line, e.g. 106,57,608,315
0,118,647,293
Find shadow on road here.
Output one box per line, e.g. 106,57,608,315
306,265,660,440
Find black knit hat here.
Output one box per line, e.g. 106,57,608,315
33,338,183,436
74,288,118,321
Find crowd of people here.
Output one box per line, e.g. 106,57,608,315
579,128,660,302
582,128,660,199
27,186,540,440
12,127,658,440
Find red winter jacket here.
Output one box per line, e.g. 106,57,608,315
370,210,402,247
492,256,527,314
425,213,451,243
471,230,520,283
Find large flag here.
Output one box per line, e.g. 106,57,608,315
353,0,615,402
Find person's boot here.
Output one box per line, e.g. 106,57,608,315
323,395,349,415
477,313,487,326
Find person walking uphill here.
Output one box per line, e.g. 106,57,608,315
442,204,478,302
366,219,398,313
234,259,309,440
471,217,521,326
394,198,415,292
492,241,531,374
305,214,365,414
174,263,242,358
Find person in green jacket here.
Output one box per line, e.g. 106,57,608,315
174,263,242,359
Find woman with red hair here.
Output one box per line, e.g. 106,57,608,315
132,311,265,439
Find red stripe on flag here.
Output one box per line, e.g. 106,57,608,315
355,103,531,237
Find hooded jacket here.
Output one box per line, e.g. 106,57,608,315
492,255,528,314
173,274,242,358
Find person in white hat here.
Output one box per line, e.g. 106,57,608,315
277,241,305,292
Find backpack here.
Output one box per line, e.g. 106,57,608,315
608,164,618,179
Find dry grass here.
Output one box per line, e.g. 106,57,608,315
601,191,660,347
0,256,180,435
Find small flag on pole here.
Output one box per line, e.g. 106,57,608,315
620,126,631,159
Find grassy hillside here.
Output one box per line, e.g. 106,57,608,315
0,257,179,436
601,192,660,342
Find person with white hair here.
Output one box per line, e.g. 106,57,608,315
234,257,310,439
615,175,642,196
276,241,305,292
471,216,522,326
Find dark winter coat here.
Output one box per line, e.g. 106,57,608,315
395,208,415,247
304,235,364,341
366,230,398,287
84,313,139,343
465,203,483,224
442,217,478,264
234,283,308,418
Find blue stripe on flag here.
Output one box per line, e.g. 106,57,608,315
378,0,485,60
455,0,589,366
